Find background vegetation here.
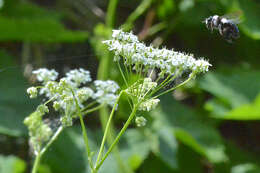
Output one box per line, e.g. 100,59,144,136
1,0,260,172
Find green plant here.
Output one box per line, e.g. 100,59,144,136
24,30,211,173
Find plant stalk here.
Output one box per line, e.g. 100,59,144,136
95,104,138,171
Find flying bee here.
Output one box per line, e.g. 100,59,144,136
204,13,241,43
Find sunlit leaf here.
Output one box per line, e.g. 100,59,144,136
0,155,26,173
199,69,260,119
222,94,260,120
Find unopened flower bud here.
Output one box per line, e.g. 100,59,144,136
135,116,147,127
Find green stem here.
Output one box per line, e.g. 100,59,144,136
122,0,153,31
40,126,63,155
106,0,119,27
95,104,138,171
70,88,94,170
32,126,63,173
153,73,195,99
95,91,124,166
82,104,104,116
78,110,94,170
31,154,41,173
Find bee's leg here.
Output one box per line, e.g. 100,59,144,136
218,25,223,35
225,31,233,43
210,22,214,32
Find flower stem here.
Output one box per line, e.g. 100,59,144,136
31,126,63,173
153,73,195,99
94,104,138,171
40,126,63,155
78,111,95,170
95,91,124,166
70,88,95,170
31,154,41,173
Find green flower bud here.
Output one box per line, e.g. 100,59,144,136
135,116,147,127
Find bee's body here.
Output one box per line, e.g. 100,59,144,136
204,15,240,43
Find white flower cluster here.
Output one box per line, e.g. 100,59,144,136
93,80,120,107
138,98,160,112
103,30,211,76
32,68,58,83
65,68,92,87
27,68,119,126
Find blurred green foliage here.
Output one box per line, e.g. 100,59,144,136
1,0,260,173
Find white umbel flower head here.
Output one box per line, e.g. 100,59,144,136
32,68,58,83
103,30,211,76
65,68,92,87
93,80,120,107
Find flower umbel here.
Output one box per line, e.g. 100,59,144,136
103,30,212,112
25,68,119,154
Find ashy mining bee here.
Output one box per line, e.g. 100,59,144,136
204,13,241,43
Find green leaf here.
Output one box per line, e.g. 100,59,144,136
0,0,88,42
0,155,26,173
174,128,205,156
137,153,176,173
0,17,88,43
1,0,61,19
152,95,227,163
235,0,260,39
0,50,39,136
42,128,89,173
120,129,150,171
200,70,260,107
231,163,260,173
223,94,260,120
157,0,175,19
199,69,260,119
179,0,194,12
215,142,260,173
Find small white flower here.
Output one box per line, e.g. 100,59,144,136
32,68,58,83
65,68,92,86
103,30,211,75
138,98,160,112
94,80,119,93
96,93,118,107
77,87,94,102
27,87,38,98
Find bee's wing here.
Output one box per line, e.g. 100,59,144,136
221,11,243,24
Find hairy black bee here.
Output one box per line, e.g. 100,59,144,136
204,14,240,43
